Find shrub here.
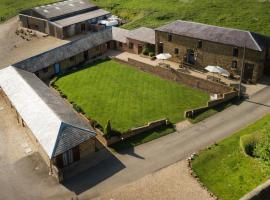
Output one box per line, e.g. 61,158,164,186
104,120,113,138
240,132,262,157
149,52,155,57
142,48,149,56
255,128,270,166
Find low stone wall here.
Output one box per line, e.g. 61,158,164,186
240,180,270,200
96,119,168,146
115,58,232,94
185,90,238,118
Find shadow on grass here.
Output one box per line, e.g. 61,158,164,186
189,97,243,123
110,124,175,153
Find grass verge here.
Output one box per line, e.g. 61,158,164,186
191,114,270,200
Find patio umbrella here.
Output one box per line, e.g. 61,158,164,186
205,65,229,76
156,53,172,61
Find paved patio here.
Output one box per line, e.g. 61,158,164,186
106,50,270,97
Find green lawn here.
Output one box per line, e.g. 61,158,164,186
0,0,58,22
192,114,270,200
54,59,209,132
93,0,270,35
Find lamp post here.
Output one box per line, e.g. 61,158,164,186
239,45,246,98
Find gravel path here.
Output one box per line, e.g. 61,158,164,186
95,160,215,200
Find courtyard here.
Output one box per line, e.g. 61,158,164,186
53,59,209,132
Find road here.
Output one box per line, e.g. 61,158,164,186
0,85,270,200
63,86,270,199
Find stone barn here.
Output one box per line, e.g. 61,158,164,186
155,20,270,83
0,66,97,181
19,0,111,39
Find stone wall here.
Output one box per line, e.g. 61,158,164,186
96,119,168,146
116,57,232,94
185,91,238,118
79,138,96,159
19,14,49,34
155,31,266,83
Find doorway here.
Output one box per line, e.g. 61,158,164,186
81,23,86,32
243,63,254,82
54,63,61,75
186,49,195,64
158,42,163,54
138,44,143,54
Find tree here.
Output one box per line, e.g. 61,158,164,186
104,120,112,138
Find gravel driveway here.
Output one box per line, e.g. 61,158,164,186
95,160,214,200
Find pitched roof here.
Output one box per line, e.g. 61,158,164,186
127,27,155,44
53,9,110,27
14,29,112,72
0,66,95,158
112,27,129,43
30,0,97,20
156,20,264,51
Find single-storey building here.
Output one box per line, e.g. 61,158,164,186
126,27,156,54
14,28,113,80
155,20,270,83
0,66,97,181
19,0,111,39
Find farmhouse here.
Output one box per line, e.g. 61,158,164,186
19,0,111,39
0,66,97,181
155,20,270,83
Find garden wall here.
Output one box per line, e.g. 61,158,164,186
185,90,238,118
114,58,232,94
96,119,168,146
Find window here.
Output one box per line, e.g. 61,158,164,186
231,61,237,69
42,67,49,73
174,48,179,54
197,40,202,48
119,42,123,48
129,42,134,49
233,47,239,57
168,34,172,42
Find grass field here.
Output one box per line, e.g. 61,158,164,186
93,0,270,35
192,114,270,200
0,0,58,22
54,59,208,132
1,0,270,36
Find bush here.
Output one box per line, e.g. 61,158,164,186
255,128,270,165
104,120,113,138
240,132,262,157
142,48,149,56
149,52,155,57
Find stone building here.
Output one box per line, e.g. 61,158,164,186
155,20,270,83
126,27,155,54
19,0,111,39
0,66,97,181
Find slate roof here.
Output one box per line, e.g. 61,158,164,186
156,20,265,51
14,29,112,72
53,9,110,27
112,27,129,43
127,27,155,44
0,66,95,158
30,0,97,20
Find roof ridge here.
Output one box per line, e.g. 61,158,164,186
247,31,262,51
176,20,250,33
